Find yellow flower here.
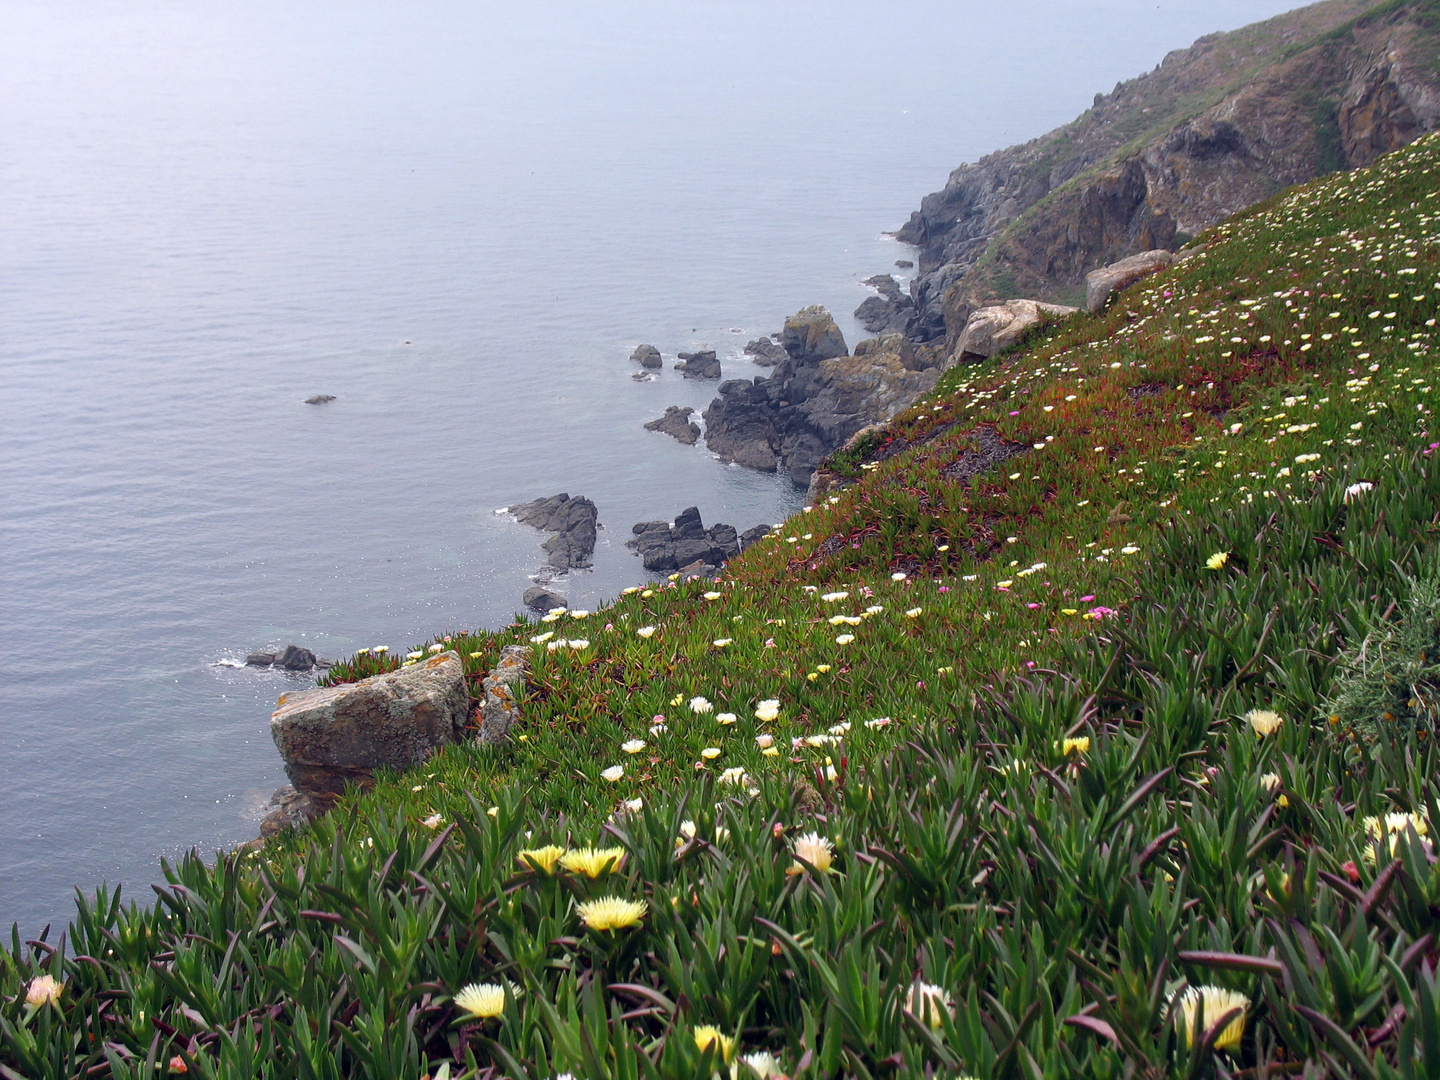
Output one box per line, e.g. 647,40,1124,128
1060,736,1090,757
905,981,955,1029
700,746,722,760
905,607,923,618
577,895,647,931
693,1026,736,1063
516,845,567,874
453,982,506,1019
1173,985,1248,1051
788,832,834,874
1205,551,1229,571
560,846,627,878
25,974,62,1007
1245,709,1283,737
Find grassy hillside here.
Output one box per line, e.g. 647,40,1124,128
8,131,1440,1080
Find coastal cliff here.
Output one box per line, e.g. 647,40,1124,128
897,0,1440,346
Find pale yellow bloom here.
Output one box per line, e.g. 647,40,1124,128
25,974,62,1007
516,845,567,874
739,1051,783,1079
1246,709,1283,737
636,626,656,638
1173,985,1248,1051
755,734,774,748
690,696,714,714
905,607,923,618
755,699,781,722
700,746,722,760
577,895,647,931
789,832,834,874
622,739,645,754
453,982,506,1019
561,846,627,878
601,765,625,782
1259,773,1281,793
717,712,738,725
905,981,955,1029
1060,737,1090,756
693,1026,735,1064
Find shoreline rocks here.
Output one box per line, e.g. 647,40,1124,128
626,506,739,573
854,274,916,335
510,493,599,571
644,405,702,444
268,650,470,813
780,305,848,362
630,343,663,368
246,645,332,672
522,586,566,613
743,337,788,365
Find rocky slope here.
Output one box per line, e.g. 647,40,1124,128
896,0,1440,347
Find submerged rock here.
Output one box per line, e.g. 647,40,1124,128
269,651,470,811
304,395,336,405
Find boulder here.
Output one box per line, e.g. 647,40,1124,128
269,651,470,810
477,645,530,745
743,337,788,365
1085,250,1175,313
675,350,721,379
304,395,336,405
954,299,1078,362
644,405,702,444
522,586,566,613
854,275,916,335
738,524,770,551
246,651,277,667
630,343,663,368
511,493,599,571
855,333,924,371
894,260,914,269
780,305,847,362
258,785,321,837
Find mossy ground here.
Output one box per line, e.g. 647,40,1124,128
9,132,1440,1080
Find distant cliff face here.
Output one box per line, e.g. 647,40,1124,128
897,0,1440,347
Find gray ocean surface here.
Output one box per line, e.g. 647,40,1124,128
1,0,1296,933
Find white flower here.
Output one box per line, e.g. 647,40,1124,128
865,716,892,729
407,651,424,660
600,765,625,782
739,1051,783,1079
570,609,589,619
1344,481,1374,502
1245,709,1284,737
421,814,443,829
530,631,555,643
427,643,443,653
905,607,922,618
636,625,656,638
700,746,722,760
820,591,849,602
755,699,781,722
567,639,590,650
719,767,749,785
1173,985,1249,1051
690,696,714,714
713,638,732,647
703,591,723,600
453,982,507,1019
622,739,645,754
755,733,774,748
905,981,955,1029
835,633,855,645
622,797,644,812
789,832,835,874
865,605,884,614
827,721,851,736
716,712,738,725
891,572,907,581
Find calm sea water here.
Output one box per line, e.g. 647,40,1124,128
0,0,1299,933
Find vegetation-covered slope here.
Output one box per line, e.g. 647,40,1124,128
9,127,1440,1080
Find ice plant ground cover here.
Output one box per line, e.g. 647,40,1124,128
11,136,1440,1080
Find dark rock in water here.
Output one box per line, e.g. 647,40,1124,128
275,645,318,671
894,260,913,269
855,275,916,335
625,506,744,573
701,309,937,484
304,395,337,405
247,651,277,667
510,493,598,570
630,343,663,368
780,305,847,362
743,337,788,366
644,405,702,445
522,586,566,613
259,785,321,837
675,349,721,379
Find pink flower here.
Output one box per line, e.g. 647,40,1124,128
938,586,949,593
1079,595,1095,603
1009,410,1020,416
764,638,776,648
1088,606,1117,619
1026,602,1041,609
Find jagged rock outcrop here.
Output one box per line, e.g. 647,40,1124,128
896,0,1440,345
626,506,741,573
854,275,916,335
744,337,788,365
954,300,1079,362
780,306,848,362
645,405,702,444
631,344,663,368
675,350,721,379
269,651,470,811
510,493,598,571
702,312,939,484
1085,250,1175,313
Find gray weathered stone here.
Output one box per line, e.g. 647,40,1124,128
676,350,721,379
269,651,470,810
644,405,702,444
522,586,566,612
258,785,321,837
630,343,663,368
954,299,1078,362
478,645,531,745
1084,249,1176,313
780,306,847,362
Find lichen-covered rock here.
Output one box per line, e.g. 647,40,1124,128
269,651,470,810
780,306,847,362
1084,250,1174,313
955,299,1078,361
478,645,530,745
